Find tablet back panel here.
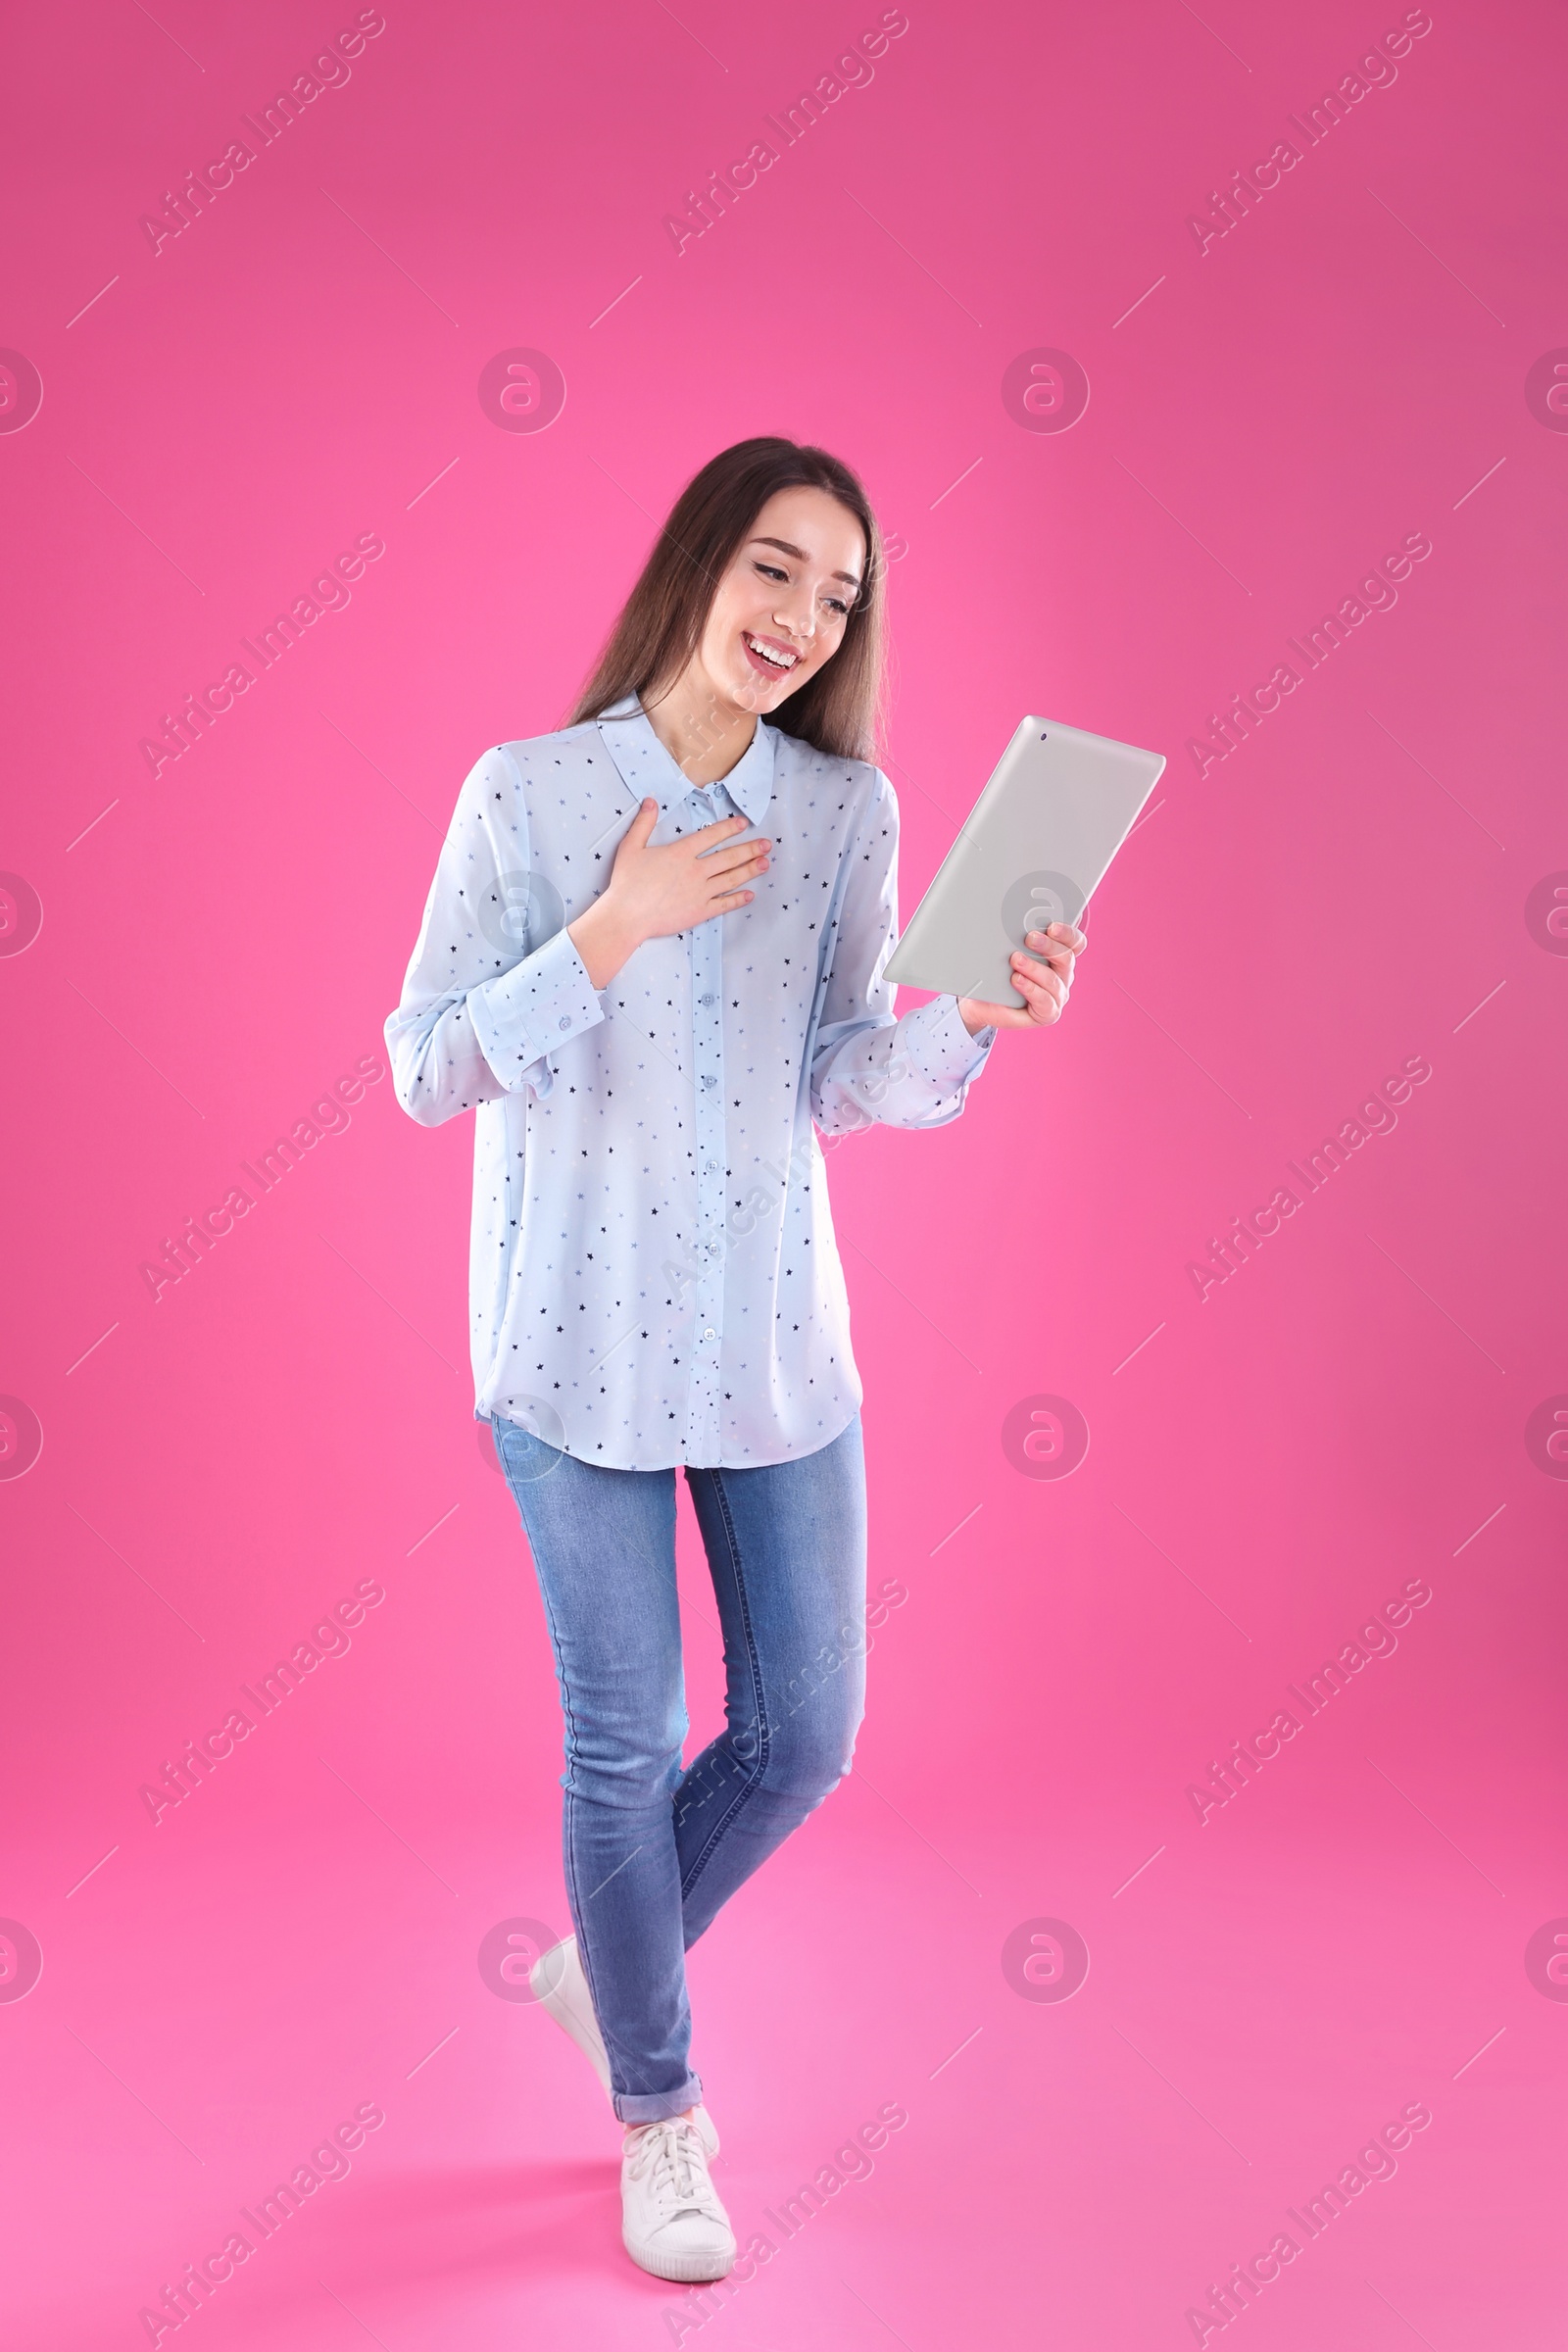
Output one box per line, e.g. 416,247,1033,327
884,715,1165,1006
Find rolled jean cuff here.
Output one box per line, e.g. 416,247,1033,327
614,2074,704,2126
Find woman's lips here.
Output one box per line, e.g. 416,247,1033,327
742,629,800,679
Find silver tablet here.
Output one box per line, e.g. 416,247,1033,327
885,715,1165,1008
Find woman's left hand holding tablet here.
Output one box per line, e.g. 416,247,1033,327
956,920,1088,1037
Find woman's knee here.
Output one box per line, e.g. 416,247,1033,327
760,1664,864,1803
565,1711,687,1809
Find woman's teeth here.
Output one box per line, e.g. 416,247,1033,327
745,632,797,670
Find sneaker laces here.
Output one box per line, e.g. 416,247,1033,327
624,2120,721,2222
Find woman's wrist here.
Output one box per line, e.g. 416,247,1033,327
568,895,644,991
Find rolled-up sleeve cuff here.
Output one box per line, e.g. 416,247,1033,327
904,994,997,1090
467,924,605,1087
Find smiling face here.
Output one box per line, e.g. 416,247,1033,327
692,484,867,720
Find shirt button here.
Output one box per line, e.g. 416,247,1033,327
558,1016,571,1031
698,993,715,1007
704,1328,716,1341
702,1074,716,1089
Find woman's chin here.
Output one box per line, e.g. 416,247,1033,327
720,655,802,717
750,670,801,712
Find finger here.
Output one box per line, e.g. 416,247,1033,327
1015,981,1062,1025
700,861,769,906
701,837,772,877
626,797,662,843
710,886,757,913
693,810,755,845
1017,942,1071,993
1050,921,1088,953
1011,958,1066,1016
1024,928,1079,969
694,833,768,870
961,998,1032,1029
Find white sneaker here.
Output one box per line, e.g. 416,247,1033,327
620,2116,737,2282
529,1936,718,2154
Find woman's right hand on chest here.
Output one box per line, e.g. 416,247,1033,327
567,802,771,988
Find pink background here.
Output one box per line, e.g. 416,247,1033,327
3,0,1565,2343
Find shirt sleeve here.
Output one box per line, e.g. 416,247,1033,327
810,765,998,1137
384,743,606,1128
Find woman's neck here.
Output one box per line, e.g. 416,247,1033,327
640,667,760,788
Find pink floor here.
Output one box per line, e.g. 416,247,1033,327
4,0,1565,2343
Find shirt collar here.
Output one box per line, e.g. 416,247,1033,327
595,693,776,827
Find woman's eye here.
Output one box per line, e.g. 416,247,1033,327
756,563,788,582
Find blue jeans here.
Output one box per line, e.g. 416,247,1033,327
491,1412,867,2124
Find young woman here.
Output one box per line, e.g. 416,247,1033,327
384,436,1086,2283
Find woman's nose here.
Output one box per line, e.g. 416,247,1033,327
772,598,813,643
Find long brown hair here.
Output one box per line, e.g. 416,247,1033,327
564,436,888,762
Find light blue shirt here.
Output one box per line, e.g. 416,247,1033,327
384,694,997,1469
